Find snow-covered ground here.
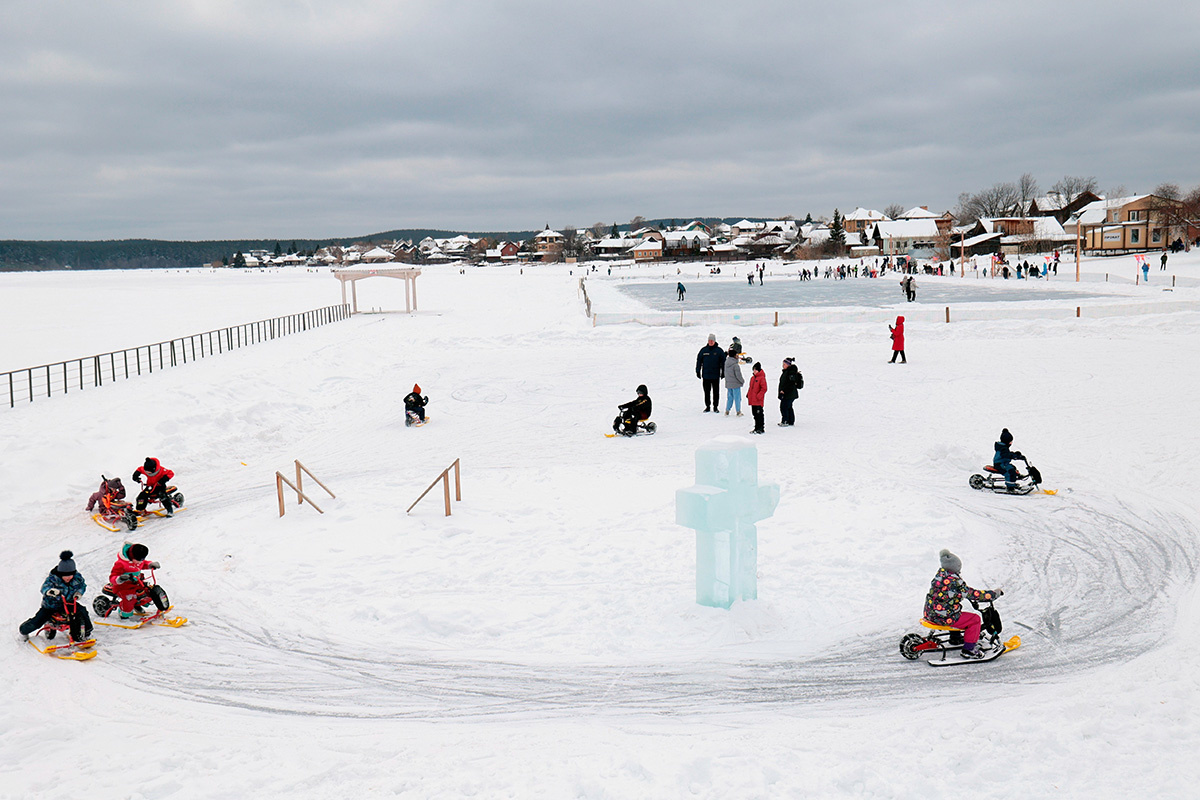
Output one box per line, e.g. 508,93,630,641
3,254,1200,798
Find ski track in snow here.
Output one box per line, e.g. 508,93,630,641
100,490,1198,721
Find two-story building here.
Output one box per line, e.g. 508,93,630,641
1074,195,1183,254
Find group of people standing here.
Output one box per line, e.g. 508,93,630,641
696,334,802,434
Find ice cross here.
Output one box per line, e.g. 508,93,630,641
675,436,780,609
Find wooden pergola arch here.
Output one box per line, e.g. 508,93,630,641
333,266,422,314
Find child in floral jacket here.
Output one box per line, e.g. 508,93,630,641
923,549,1002,659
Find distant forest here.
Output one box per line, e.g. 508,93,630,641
0,229,534,271
0,217,778,271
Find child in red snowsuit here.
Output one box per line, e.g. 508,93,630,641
109,543,164,617
133,457,175,515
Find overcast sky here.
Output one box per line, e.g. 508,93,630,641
1,1,1197,240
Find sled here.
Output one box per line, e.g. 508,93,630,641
28,637,97,661
95,606,187,629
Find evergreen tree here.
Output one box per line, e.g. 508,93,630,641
805,213,813,224
273,242,282,257
830,209,846,254
611,223,619,237
233,251,246,268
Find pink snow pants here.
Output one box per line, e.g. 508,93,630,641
945,611,981,646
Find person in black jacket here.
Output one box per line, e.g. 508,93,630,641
777,357,801,426
404,383,429,424
696,334,724,412
613,385,652,436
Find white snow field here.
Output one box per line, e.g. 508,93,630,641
3,255,1200,799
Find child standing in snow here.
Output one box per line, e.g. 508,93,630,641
109,543,165,618
746,362,767,434
924,549,1002,659
404,384,429,424
19,551,92,643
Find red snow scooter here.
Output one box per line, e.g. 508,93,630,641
93,568,187,629
26,597,97,661
899,598,1021,667
969,458,1055,495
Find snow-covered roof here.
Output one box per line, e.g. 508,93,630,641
805,227,831,245
958,232,1003,248
362,247,394,261
899,206,937,219
596,237,635,248
845,207,887,221
1073,195,1151,226
873,219,940,239
534,229,563,240
752,234,789,246
631,239,662,251
664,230,710,242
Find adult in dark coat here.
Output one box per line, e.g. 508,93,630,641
695,334,724,412
777,357,801,426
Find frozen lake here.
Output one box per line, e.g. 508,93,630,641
617,276,1112,311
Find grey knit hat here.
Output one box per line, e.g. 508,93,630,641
939,549,962,573
56,550,77,575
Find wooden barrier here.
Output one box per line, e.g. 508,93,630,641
407,458,462,516
276,460,336,517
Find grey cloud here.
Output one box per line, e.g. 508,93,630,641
2,1,1199,239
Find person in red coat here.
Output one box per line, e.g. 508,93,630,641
109,543,165,617
889,315,906,364
746,362,768,434
133,457,175,515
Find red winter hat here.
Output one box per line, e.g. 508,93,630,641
413,384,421,394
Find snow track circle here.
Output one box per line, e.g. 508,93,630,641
101,490,1199,720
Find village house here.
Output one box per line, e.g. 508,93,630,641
1073,195,1184,254
843,207,888,235
631,239,662,261
1026,190,1102,225
532,227,565,261
870,218,940,257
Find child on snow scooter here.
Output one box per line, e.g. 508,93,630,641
404,384,429,425
18,551,93,643
133,457,176,515
108,543,166,618
993,428,1025,492
613,385,653,436
924,549,1002,659
86,475,126,512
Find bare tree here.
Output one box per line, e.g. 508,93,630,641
1017,173,1040,216
1153,183,1181,201
955,182,1020,224
1049,175,1099,204
1106,184,1129,199
561,227,580,258
883,203,906,220
629,215,647,230
589,221,609,238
